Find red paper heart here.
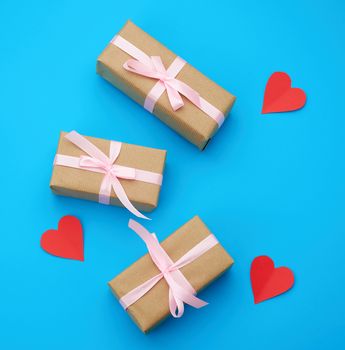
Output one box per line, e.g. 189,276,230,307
250,255,294,304
262,72,306,113
40,215,84,261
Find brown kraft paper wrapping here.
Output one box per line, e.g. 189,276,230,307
97,20,236,150
109,216,234,333
50,131,167,212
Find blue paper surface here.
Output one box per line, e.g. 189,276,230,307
1,0,345,349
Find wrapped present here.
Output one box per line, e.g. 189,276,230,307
97,20,236,150
50,131,166,219
109,216,234,333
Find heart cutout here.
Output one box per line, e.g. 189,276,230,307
250,255,294,304
40,215,84,261
262,72,306,113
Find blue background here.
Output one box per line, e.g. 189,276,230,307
1,0,344,349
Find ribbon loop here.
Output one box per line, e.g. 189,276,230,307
120,219,219,318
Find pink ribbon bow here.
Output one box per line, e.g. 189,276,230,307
119,219,219,318
111,35,225,126
54,131,163,220
124,55,201,112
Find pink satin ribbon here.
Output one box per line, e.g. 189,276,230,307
111,35,225,127
54,131,163,220
120,219,219,318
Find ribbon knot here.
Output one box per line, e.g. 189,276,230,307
80,155,136,180
159,74,173,82
151,63,171,82
162,265,174,275
124,55,201,112
119,219,220,318
80,155,112,172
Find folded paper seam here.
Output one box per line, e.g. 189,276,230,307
54,131,163,219
110,35,225,127
119,219,219,318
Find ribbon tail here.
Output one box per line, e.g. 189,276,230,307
172,283,208,309
99,173,113,205
169,79,201,108
111,177,150,220
169,289,185,318
165,84,184,111
65,131,111,164
128,220,175,272
166,273,207,305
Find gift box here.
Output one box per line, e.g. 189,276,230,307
50,131,166,218
97,20,236,150
109,216,234,333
